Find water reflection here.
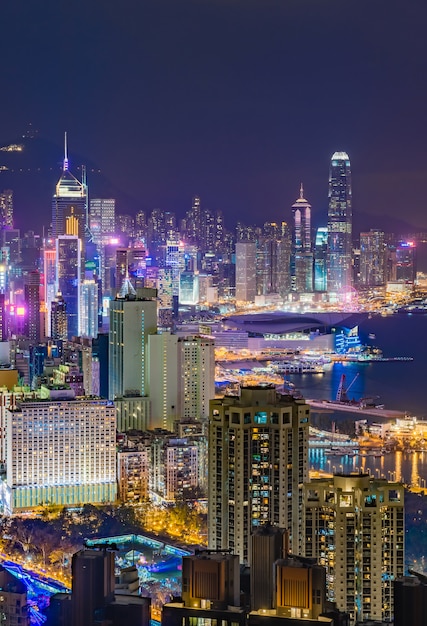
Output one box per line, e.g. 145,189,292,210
309,448,427,488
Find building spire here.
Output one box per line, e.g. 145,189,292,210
300,182,304,199
63,131,69,172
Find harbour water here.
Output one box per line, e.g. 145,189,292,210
289,313,427,485
291,313,427,418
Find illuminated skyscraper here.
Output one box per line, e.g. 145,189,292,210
51,293,68,341
108,287,157,400
24,270,41,343
359,229,386,286
89,198,116,245
291,184,313,292
43,246,57,337
314,227,328,292
235,241,256,302
303,474,404,623
80,280,98,338
327,152,353,293
0,189,13,229
56,235,81,339
208,385,309,564
52,134,87,242
396,241,416,283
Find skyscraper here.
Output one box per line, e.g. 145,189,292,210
52,134,87,240
24,270,41,343
235,241,256,302
108,287,157,400
359,229,386,286
0,189,13,230
56,235,81,339
291,184,313,293
314,227,328,292
303,473,404,623
51,293,68,341
208,385,309,564
327,152,353,294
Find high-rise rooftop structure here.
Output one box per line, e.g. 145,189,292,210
208,385,309,564
327,152,353,294
52,134,87,240
291,184,313,293
108,287,157,400
303,473,404,623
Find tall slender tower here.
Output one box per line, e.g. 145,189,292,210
327,152,352,293
291,184,313,292
52,133,87,247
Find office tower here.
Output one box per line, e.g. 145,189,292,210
179,271,199,305
89,198,116,245
80,279,98,338
235,241,256,302
303,473,404,623
327,152,353,293
1,228,21,265
56,235,81,339
314,227,328,292
43,246,57,336
359,229,386,286
396,240,416,283
250,525,289,611
166,239,185,297
52,134,87,240
129,244,147,287
24,270,41,343
0,189,13,229
51,293,68,341
4,396,117,513
116,213,135,239
108,287,157,400
394,574,427,626
115,248,131,293
71,547,115,626
208,385,309,564
162,550,245,626
185,195,202,246
291,184,313,292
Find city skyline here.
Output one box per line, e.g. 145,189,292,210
1,1,427,230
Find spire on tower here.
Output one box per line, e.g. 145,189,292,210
300,182,304,199
63,131,69,172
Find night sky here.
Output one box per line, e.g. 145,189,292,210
1,0,427,230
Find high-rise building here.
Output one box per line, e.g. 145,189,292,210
303,473,404,623
79,280,98,338
89,198,116,245
43,246,57,337
24,270,41,343
314,227,328,292
396,241,416,283
52,135,87,241
56,235,81,339
250,525,289,611
235,241,256,302
108,287,157,400
359,229,386,286
4,396,117,513
327,152,353,294
208,385,309,564
291,184,313,293
51,293,68,341
0,189,13,229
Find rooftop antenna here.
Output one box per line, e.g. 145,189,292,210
300,182,304,199
63,131,69,172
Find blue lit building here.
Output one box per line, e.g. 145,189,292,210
327,152,352,294
56,235,81,340
314,226,328,292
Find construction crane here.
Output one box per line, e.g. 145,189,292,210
336,373,359,403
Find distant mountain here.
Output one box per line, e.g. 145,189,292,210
352,211,420,238
0,135,139,232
